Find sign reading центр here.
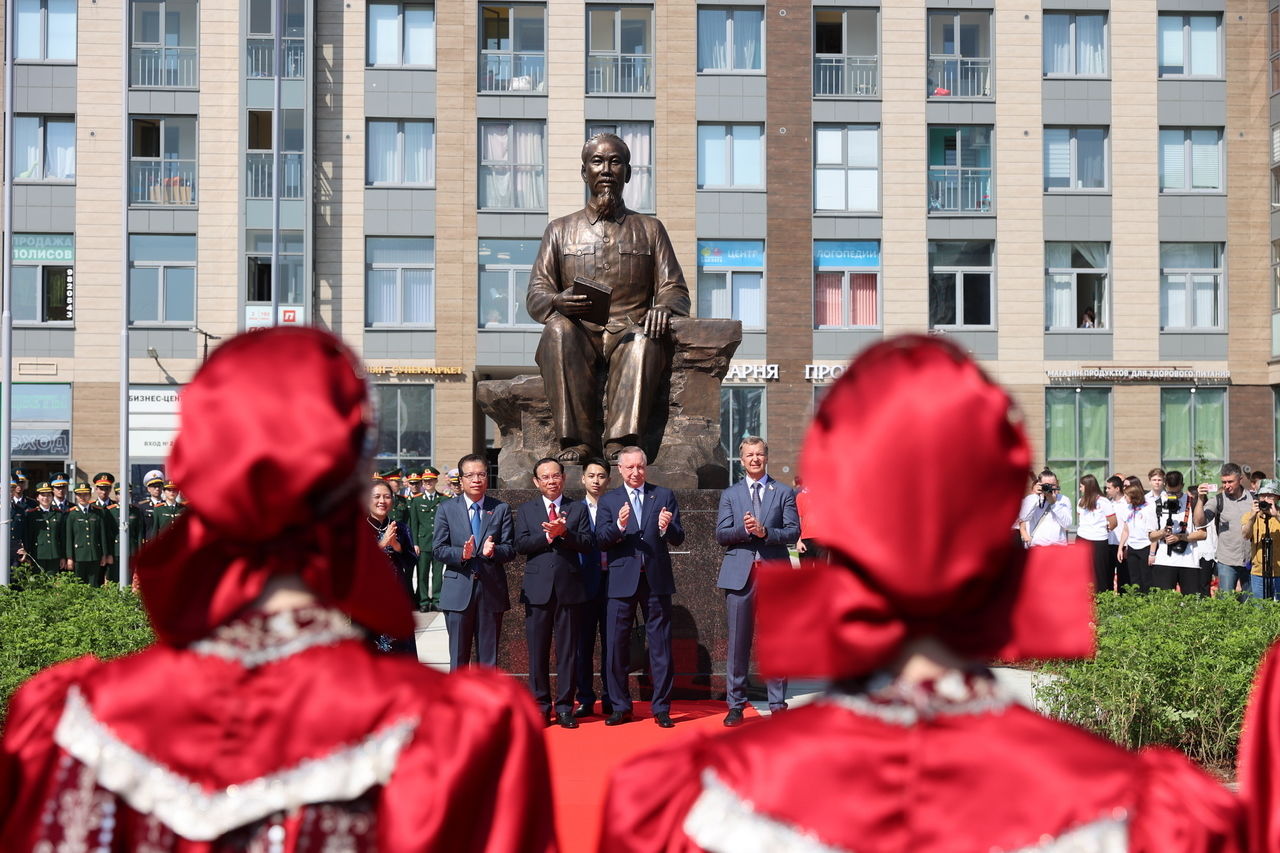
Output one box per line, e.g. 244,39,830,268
697,240,764,269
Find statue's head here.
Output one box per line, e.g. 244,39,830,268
581,133,632,208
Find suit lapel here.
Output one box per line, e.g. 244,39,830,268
641,483,659,528
477,496,494,542
757,476,779,520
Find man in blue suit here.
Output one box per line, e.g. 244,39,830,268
433,453,515,670
715,436,799,726
573,458,613,718
595,446,684,727
514,458,595,728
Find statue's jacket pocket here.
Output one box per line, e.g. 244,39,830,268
563,242,598,282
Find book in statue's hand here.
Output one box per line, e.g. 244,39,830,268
571,276,613,326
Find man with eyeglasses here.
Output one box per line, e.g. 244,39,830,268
433,454,516,670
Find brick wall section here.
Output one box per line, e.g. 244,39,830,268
73,382,121,479
1230,385,1275,476
763,1,811,479
654,0,697,296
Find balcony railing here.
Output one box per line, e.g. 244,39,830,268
129,159,197,206
479,52,546,92
246,152,305,199
926,56,992,98
247,38,306,79
813,55,878,97
927,166,992,213
587,54,653,94
130,47,198,88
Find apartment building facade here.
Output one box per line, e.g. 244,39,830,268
3,0,1277,491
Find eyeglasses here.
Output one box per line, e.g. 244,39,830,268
460,472,487,480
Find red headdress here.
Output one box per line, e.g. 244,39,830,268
136,327,415,645
758,335,1094,679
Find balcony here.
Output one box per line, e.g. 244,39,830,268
926,57,991,98
246,152,305,199
928,167,992,213
813,55,878,98
129,160,197,206
479,53,546,93
247,38,306,79
130,47,198,88
587,54,653,95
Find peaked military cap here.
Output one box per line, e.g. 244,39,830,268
163,481,179,491
93,472,115,486
50,473,69,487
73,482,92,494
406,471,422,482
34,482,53,494
422,466,440,479
13,468,27,482
144,469,165,487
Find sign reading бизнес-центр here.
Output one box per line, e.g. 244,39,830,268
128,386,180,458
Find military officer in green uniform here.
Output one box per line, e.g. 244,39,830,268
137,469,166,541
8,476,27,567
49,473,70,512
150,480,186,537
22,482,64,574
93,472,115,508
382,468,410,525
64,482,112,585
105,483,144,584
408,466,446,612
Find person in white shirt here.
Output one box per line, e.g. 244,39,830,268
1019,470,1073,547
1077,475,1118,591
1117,484,1153,591
1140,470,1207,595
1145,468,1166,504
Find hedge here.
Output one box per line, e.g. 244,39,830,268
1041,589,1280,774
0,570,153,727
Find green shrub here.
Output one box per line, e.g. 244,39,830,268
1041,589,1280,773
0,569,153,726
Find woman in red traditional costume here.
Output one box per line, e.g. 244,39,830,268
597,335,1243,853
1238,633,1280,849
0,327,558,852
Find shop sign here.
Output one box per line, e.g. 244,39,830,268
12,234,73,263
725,363,779,381
814,241,880,269
12,428,70,456
1047,368,1231,384
804,364,847,382
244,305,305,330
13,384,71,422
128,385,180,459
366,366,465,376
697,240,765,269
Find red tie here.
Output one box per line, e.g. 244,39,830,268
548,502,558,522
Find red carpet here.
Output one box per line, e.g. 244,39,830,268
544,701,763,853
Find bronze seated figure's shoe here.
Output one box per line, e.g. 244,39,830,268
555,444,594,465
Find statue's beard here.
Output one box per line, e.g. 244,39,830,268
593,186,623,219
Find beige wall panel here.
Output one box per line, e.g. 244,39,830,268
72,382,122,480
1007,384,1045,470
1109,4,1159,364
880,0,928,335
546,0,586,217
992,4,1045,386
654,0,696,297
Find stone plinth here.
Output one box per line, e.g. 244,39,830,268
476,318,742,489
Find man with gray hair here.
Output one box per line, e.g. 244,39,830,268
526,133,690,463
1195,462,1255,597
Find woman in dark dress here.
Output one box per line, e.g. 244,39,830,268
370,480,416,597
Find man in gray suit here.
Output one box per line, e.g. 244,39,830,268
714,436,799,726
433,453,516,670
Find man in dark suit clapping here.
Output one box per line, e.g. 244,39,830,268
595,446,684,727
433,453,515,670
715,436,799,726
573,458,613,718
514,458,595,728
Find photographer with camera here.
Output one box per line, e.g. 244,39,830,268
1241,480,1280,601
1018,469,1073,548
1141,470,1207,594
1195,462,1254,599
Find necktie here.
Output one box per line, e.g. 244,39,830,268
470,502,482,543
630,489,643,527
548,501,558,522
751,482,763,519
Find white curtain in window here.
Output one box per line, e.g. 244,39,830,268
1192,274,1219,327
1044,128,1070,188
1188,16,1217,76
47,0,77,61
368,4,400,65
367,121,398,183
697,125,727,187
403,121,433,184
814,168,845,211
404,7,435,66
734,271,763,327
1076,15,1106,75
847,169,877,212
697,8,728,71
46,121,75,180
1161,274,1187,328
403,268,433,325
618,123,652,210
697,271,730,320
732,9,762,70
847,127,877,168
1043,14,1070,74
513,122,545,209
815,127,843,166
731,125,762,187
367,269,397,324
1077,129,1106,188
1047,273,1074,329
1158,16,1184,70
1159,131,1185,190
1074,241,1109,270
1161,242,1218,269
13,117,40,179
480,123,512,207
1190,130,1220,189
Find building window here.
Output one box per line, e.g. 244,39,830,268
130,0,198,88
1161,388,1226,476
366,237,434,327
128,234,196,326
1043,12,1106,77
368,2,435,67
586,122,653,212
1158,14,1220,78
814,240,879,329
1273,9,1280,94
246,230,305,304
1046,242,1109,331
1273,127,1280,209
13,116,74,182
480,5,546,93
720,385,764,483
479,238,538,328
129,116,196,205
373,384,434,472
928,126,992,213
814,124,878,212
697,123,763,189
1273,241,1280,357
1044,127,1106,191
479,120,546,210
1274,388,1280,475
697,240,764,329
11,234,73,325
697,6,763,73
1160,243,1223,331
246,109,304,200
246,0,305,78
1046,387,1111,523
927,10,990,98
16,0,76,62
367,120,435,186
813,8,878,97
928,240,993,329
1159,128,1222,192
587,6,653,94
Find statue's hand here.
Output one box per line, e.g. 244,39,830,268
552,291,592,318
643,308,671,338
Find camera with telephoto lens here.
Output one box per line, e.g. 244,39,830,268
1163,496,1189,554
1261,499,1274,514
